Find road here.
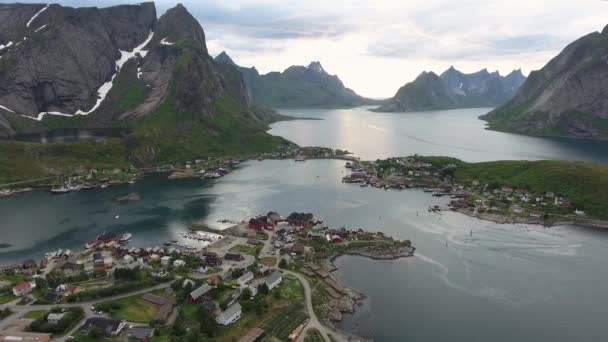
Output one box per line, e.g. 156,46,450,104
0,282,172,338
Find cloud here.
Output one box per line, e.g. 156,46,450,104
1,0,607,97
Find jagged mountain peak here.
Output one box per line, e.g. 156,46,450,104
482,24,608,139
602,24,608,35
155,2,206,53
215,51,236,66
376,65,526,113
307,61,326,73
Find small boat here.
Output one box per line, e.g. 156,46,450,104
119,232,132,242
360,183,368,187
423,188,434,193
51,185,70,194
114,215,120,219
295,155,306,162
100,184,109,189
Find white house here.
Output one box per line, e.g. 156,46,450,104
237,271,254,286
123,255,134,264
173,259,186,268
47,313,66,325
265,271,283,290
12,281,35,296
161,256,171,266
215,303,242,326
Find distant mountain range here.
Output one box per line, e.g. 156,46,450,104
481,25,608,139
214,52,378,109
375,67,526,112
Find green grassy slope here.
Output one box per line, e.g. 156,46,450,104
455,159,608,218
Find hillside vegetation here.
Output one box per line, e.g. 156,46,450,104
455,159,608,218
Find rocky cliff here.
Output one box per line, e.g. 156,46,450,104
0,3,287,163
481,26,608,139
375,67,525,112
215,53,377,108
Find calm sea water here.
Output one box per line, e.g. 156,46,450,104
270,107,608,163
2,108,608,341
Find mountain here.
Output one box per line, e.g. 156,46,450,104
214,52,378,108
481,26,608,139
0,3,288,164
375,67,526,112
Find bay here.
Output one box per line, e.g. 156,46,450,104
2,108,608,341
270,107,608,163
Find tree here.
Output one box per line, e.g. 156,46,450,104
88,326,103,338
240,287,252,300
278,259,288,269
258,283,269,295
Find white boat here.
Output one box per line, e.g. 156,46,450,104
295,155,306,162
119,232,132,242
51,185,70,194
203,172,222,179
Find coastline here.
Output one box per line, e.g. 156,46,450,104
312,243,415,329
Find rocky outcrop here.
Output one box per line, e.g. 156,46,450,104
481,25,608,139
215,53,377,108
0,3,156,118
375,67,526,112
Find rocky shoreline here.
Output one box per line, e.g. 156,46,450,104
315,244,415,328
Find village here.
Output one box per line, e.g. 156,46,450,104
340,156,591,226
0,210,414,342
0,146,352,198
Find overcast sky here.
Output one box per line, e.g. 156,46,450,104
4,0,608,97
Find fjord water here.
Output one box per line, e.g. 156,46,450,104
2,108,608,341
270,107,608,163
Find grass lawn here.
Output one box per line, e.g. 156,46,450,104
98,295,159,323
22,310,46,319
258,257,277,267
0,273,29,285
0,293,17,304
229,244,260,256
180,304,199,321
277,275,304,301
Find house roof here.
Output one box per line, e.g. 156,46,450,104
238,327,265,342
190,284,214,300
237,271,254,283
14,282,31,291
47,313,65,321
81,317,124,335
265,271,282,286
216,303,241,322
129,326,155,339
142,293,174,306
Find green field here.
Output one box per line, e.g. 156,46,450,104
0,293,17,304
22,310,46,319
229,244,260,256
304,328,324,342
261,304,308,340
258,257,277,266
96,295,159,323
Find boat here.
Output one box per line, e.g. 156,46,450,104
345,162,352,168
423,188,434,193
114,215,120,219
360,183,368,187
51,185,70,194
119,232,132,242
100,184,109,189
203,172,222,179
295,155,306,162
